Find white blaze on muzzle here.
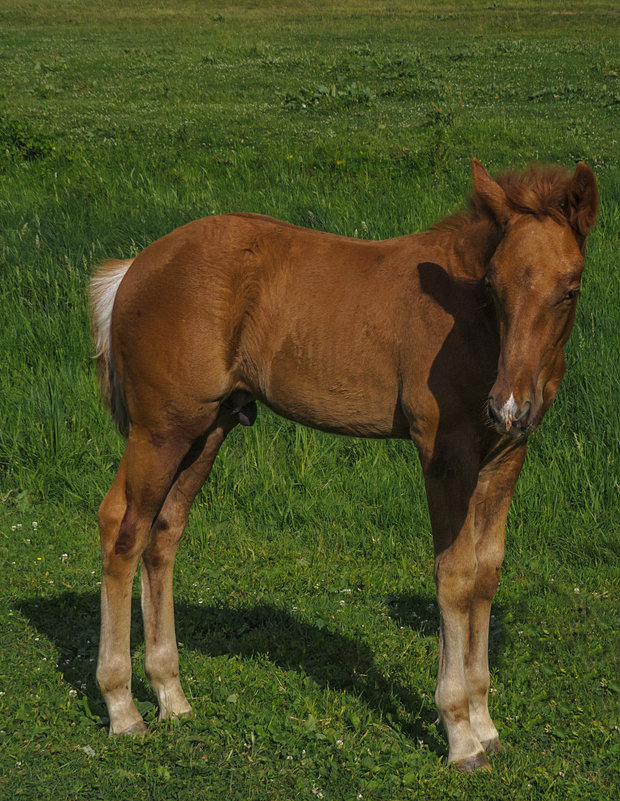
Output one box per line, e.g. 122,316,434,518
500,393,519,432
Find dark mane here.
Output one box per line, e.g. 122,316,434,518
433,164,573,232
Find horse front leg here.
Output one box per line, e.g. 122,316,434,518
466,444,526,753
422,440,489,771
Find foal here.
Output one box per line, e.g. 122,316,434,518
90,159,597,771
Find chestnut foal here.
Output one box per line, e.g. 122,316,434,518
90,159,597,771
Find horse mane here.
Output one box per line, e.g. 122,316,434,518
433,163,573,232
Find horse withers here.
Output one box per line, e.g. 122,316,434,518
89,159,598,771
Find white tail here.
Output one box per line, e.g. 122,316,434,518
89,259,133,436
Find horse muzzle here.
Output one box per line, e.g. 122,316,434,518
487,393,533,437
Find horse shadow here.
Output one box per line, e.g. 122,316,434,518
388,592,509,664
17,589,458,754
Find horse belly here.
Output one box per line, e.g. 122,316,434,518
247,334,406,438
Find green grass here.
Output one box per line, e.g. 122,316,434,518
0,1,618,798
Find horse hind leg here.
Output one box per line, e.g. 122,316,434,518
96,428,197,735
140,414,237,722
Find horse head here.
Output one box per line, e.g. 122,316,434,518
472,159,599,436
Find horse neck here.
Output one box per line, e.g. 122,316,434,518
436,218,501,280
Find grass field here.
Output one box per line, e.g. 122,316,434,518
0,1,618,798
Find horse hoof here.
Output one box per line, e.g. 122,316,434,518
118,720,147,737
481,736,502,754
453,751,492,773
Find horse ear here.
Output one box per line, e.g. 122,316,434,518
566,162,598,237
471,158,512,227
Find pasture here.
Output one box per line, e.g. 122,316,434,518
0,1,618,798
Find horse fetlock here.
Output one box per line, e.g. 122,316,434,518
435,679,470,720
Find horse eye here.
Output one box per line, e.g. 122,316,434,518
563,288,580,302
484,274,492,289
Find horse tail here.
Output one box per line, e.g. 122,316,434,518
89,258,133,437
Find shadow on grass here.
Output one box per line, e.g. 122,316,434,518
18,590,445,753
387,592,509,667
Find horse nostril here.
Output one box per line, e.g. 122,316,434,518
512,400,532,432
487,397,501,425
516,400,532,424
